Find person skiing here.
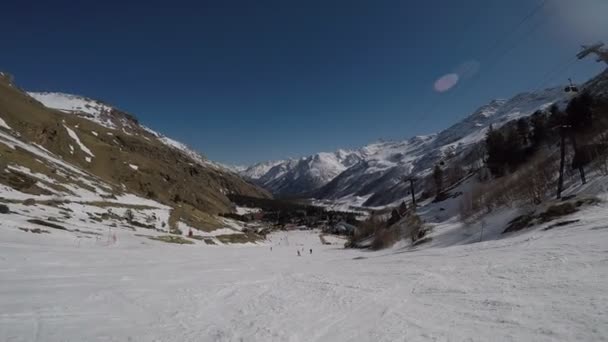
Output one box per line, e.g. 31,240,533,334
310,249,312,254
297,250,301,256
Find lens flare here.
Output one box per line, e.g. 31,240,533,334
434,73,459,93
454,60,480,80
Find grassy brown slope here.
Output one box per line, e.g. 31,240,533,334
0,74,270,217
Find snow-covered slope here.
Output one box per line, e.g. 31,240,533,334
3,203,608,341
27,92,115,126
241,160,288,180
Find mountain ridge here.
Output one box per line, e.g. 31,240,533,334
0,74,270,227
241,84,582,206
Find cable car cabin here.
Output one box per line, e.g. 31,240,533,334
564,85,579,93
564,78,579,95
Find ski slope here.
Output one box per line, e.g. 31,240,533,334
2,205,608,341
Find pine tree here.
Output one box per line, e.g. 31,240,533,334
566,92,594,134
516,118,530,146
399,201,407,213
433,164,443,196
530,110,547,148
387,209,401,227
549,104,566,127
485,125,507,177
504,126,525,172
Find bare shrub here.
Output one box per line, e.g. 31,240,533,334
459,184,487,222
444,166,467,189
347,215,385,247
460,154,559,222
591,134,608,176
593,151,608,176
539,202,577,223
394,212,429,243
367,211,431,249
370,228,400,250
518,155,557,205
124,209,134,223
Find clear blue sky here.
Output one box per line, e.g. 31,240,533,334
2,0,606,165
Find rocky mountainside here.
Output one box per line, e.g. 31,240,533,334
0,73,270,233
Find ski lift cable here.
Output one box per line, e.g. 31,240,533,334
533,56,578,91
420,15,548,127
414,4,493,121
416,0,550,126
482,0,549,62
451,4,553,107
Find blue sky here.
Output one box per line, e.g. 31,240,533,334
2,0,607,165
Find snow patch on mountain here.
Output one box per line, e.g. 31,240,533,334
29,92,117,128
0,116,11,130
64,124,94,158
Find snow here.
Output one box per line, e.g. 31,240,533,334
91,131,98,136
0,116,11,130
63,124,94,158
222,164,248,173
6,165,59,187
0,128,169,208
242,150,362,195
128,164,139,171
0,130,88,177
240,160,286,180
235,206,261,215
28,92,112,117
157,136,208,165
313,195,372,215
28,92,117,129
140,125,231,172
2,205,608,341
177,221,241,238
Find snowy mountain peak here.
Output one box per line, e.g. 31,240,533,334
241,150,364,195
241,160,288,180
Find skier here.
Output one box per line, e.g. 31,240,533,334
309,249,312,254
297,250,301,256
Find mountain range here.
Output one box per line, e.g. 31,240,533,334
241,70,608,207
3,69,606,220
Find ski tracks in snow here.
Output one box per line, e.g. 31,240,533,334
1,225,608,341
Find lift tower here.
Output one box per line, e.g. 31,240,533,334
577,42,608,65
